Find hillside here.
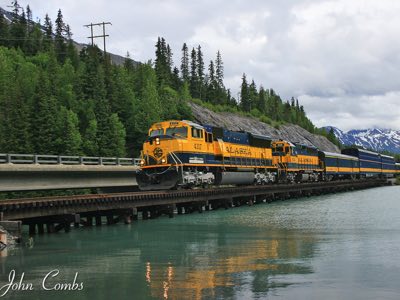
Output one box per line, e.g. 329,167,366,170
0,6,138,67
191,103,340,153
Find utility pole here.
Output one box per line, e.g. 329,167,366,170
7,2,22,15
84,22,112,55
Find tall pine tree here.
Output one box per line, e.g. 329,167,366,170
180,43,189,82
55,9,67,63
196,45,204,99
189,47,198,98
240,74,250,112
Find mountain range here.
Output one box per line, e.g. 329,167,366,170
325,127,400,154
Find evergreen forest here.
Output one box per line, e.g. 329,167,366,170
0,2,340,159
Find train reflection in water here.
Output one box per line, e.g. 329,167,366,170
1,222,317,300
140,230,315,299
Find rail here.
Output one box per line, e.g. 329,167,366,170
0,153,141,166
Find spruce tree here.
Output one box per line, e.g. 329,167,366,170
9,1,26,50
154,37,171,86
180,43,189,82
248,80,258,112
283,101,292,122
124,51,134,72
83,118,98,156
23,5,35,55
189,47,198,98
208,60,215,82
171,66,181,90
78,46,106,101
29,23,43,55
26,5,32,26
215,50,224,88
0,48,32,153
55,9,67,63
257,86,267,114
31,71,60,154
43,14,53,51
226,89,233,105
59,107,82,155
96,97,114,156
130,63,162,152
166,44,173,72
104,114,126,157
57,59,77,110
206,60,217,103
65,24,79,68
240,74,250,112
196,45,204,99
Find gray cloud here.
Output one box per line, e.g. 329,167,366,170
9,0,400,130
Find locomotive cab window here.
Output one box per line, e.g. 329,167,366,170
150,129,164,137
191,127,203,139
205,132,213,143
166,126,188,138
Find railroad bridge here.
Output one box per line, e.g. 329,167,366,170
0,179,387,240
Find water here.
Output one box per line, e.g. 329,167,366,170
1,186,400,300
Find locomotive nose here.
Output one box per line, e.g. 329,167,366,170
136,168,181,191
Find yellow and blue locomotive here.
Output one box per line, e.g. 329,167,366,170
271,140,323,182
137,120,398,190
137,120,276,190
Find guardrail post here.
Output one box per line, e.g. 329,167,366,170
99,157,103,165
79,156,83,164
117,158,120,165
34,155,38,164
57,156,61,164
6,154,11,164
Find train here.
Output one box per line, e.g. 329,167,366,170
136,120,399,190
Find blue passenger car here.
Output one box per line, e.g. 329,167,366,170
380,154,397,178
341,148,396,178
319,151,359,180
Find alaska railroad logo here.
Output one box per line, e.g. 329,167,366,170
153,148,163,158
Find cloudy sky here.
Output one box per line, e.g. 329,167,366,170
2,0,399,131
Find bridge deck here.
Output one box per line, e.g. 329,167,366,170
0,153,140,191
0,179,385,221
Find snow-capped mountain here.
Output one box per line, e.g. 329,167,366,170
325,127,400,154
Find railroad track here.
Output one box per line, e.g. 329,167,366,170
0,179,386,207
0,179,387,239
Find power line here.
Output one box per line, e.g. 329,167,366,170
83,22,112,55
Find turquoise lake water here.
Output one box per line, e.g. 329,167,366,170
1,185,399,299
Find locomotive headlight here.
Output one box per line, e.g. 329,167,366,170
140,160,145,165
161,158,166,163
156,137,160,145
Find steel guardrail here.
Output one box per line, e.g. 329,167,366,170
0,153,141,166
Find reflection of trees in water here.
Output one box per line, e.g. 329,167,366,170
2,223,316,300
